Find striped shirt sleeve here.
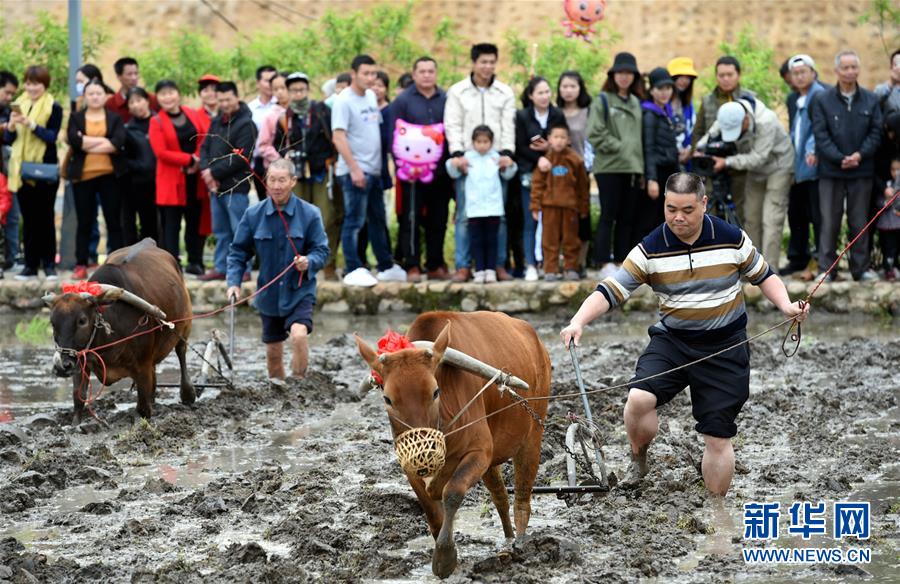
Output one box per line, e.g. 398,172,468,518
596,246,650,309
737,230,774,285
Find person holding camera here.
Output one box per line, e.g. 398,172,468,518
696,98,794,270
693,56,756,218
273,72,341,281
199,81,258,281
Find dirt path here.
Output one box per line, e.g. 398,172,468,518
0,318,897,583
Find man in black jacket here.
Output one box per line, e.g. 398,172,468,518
811,50,883,281
199,81,258,281
273,72,342,280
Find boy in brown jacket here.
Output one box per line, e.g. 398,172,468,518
530,122,590,280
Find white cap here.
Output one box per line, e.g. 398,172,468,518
789,54,816,71
717,102,746,142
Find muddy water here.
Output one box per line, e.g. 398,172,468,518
0,310,897,582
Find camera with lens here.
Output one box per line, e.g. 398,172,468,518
286,149,308,179
692,140,737,177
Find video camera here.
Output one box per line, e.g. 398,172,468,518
694,140,741,228
692,140,737,177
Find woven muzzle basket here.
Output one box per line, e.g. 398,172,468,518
394,427,446,478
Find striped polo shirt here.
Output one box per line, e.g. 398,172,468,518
597,215,773,341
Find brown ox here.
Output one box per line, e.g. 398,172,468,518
45,239,194,422
355,311,551,578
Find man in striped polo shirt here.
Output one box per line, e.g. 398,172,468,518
561,172,808,496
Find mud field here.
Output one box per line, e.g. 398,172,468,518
0,312,897,583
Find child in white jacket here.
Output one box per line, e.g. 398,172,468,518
447,125,518,283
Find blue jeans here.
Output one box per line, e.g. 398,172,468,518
453,177,507,270
340,173,392,272
211,192,249,274
521,175,537,266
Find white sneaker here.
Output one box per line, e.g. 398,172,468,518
472,270,486,284
855,270,880,282
524,265,539,281
342,267,378,287
484,269,497,283
376,263,408,282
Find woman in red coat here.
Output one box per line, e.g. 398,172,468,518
148,79,211,274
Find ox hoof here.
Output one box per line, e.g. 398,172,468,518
432,543,458,579
180,383,197,405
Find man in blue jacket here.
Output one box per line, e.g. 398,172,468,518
783,54,826,278
227,159,330,383
811,50,883,281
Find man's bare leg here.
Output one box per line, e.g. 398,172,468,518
701,434,735,496
623,388,658,478
266,342,286,380
289,323,309,378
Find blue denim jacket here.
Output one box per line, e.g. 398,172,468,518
793,81,825,183
227,195,330,316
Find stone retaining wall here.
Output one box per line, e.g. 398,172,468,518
3,279,898,317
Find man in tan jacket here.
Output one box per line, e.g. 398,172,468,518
530,122,589,281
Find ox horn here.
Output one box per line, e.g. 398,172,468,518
42,293,58,308
411,341,530,392
96,285,168,321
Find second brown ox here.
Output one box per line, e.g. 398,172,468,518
355,311,551,579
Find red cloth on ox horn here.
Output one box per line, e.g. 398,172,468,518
62,281,103,296
372,329,414,386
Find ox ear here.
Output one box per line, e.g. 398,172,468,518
354,333,383,375
430,322,451,369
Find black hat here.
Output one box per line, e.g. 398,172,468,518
647,67,674,89
608,52,639,75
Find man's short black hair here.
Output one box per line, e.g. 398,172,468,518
336,72,352,85
471,43,499,62
255,65,276,81
665,172,706,200
892,48,900,65
715,55,741,74
0,70,18,88
114,57,138,76
216,81,239,96
398,72,413,89
351,54,376,72
413,56,437,71
779,58,791,78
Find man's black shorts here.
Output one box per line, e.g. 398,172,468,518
629,326,750,438
260,298,315,343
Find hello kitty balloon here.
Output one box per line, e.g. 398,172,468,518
392,119,445,184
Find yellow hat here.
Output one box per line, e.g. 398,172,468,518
667,57,698,78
